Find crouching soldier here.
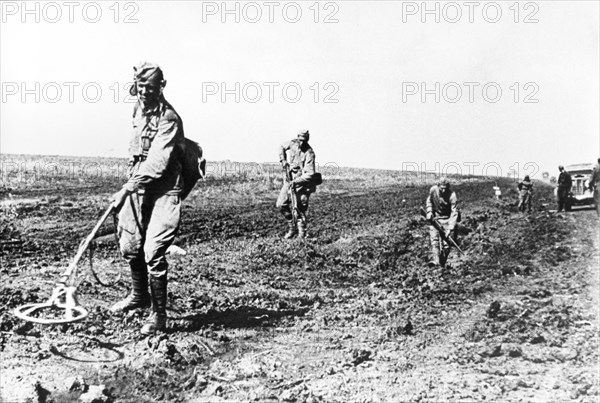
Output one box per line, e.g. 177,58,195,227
277,130,316,239
517,175,533,213
110,62,185,335
426,178,460,268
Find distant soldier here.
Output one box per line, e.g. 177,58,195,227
556,165,572,212
110,62,185,335
517,175,533,213
591,158,600,216
425,177,460,268
277,130,316,239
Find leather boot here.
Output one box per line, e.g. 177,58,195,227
141,276,167,335
283,219,297,239
110,267,151,313
297,220,307,239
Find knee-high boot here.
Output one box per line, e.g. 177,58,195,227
141,276,167,335
110,264,151,313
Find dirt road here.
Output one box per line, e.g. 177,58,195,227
1,174,599,402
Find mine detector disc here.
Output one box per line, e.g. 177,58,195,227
13,284,88,324
13,204,116,325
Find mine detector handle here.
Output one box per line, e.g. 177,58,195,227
58,203,116,286
419,207,465,256
283,165,299,224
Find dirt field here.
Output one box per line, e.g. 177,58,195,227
1,155,599,402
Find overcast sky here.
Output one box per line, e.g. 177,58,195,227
1,1,598,178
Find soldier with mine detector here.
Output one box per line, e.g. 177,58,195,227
423,177,462,268
517,175,534,213
109,62,189,335
277,130,321,239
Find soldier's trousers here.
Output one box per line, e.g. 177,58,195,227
118,192,181,279
595,188,600,216
518,192,532,212
276,182,311,221
429,217,455,266
557,186,570,211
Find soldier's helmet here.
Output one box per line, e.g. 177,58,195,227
438,177,450,186
297,130,310,141
524,175,530,181
558,165,564,170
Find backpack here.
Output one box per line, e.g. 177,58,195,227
180,138,206,200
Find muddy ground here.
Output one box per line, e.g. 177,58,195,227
1,159,599,402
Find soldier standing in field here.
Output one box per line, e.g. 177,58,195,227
277,130,317,239
110,62,185,335
426,177,460,268
591,158,600,216
517,175,534,213
556,165,572,212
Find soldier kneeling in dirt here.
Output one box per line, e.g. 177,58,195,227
110,62,185,335
277,130,317,239
425,177,460,268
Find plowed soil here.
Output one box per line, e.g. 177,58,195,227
1,162,598,403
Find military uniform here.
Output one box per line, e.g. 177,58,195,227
591,160,600,216
277,132,316,238
426,182,459,267
119,99,184,278
112,62,185,335
517,176,533,213
557,167,572,212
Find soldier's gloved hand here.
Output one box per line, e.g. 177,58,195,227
288,180,296,189
426,212,433,220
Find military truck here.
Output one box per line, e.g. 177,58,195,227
556,163,596,211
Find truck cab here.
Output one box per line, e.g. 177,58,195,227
560,163,596,210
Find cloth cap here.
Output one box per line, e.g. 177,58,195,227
524,175,530,180
297,130,310,140
133,62,164,85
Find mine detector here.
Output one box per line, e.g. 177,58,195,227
419,207,465,255
13,139,206,324
13,204,118,324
